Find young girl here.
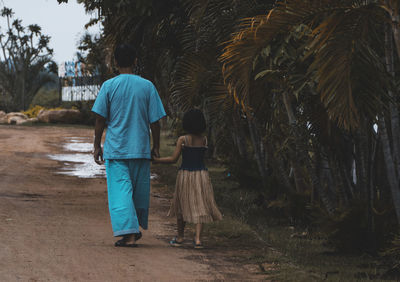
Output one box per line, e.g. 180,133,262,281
153,109,222,248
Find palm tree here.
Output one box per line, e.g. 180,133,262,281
220,0,400,224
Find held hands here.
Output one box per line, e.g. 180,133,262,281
94,146,104,165
93,146,157,164
151,147,160,162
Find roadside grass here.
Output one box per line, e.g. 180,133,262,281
254,226,390,281
151,129,397,281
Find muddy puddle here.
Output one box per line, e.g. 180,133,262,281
48,137,105,178
48,137,157,179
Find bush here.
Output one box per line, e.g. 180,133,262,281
224,155,263,190
312,201,398,254
381,232,400,279
61,100,96,125
30,87,60,108
23,105,45,118
23,105,76,120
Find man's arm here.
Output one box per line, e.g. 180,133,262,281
150,121,161,159
94,114,106,165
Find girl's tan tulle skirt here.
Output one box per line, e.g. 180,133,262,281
168,170,222,224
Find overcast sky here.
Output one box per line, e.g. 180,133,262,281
0,0,100,64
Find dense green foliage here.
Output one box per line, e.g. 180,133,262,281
30,84,59,109
59,0,400,256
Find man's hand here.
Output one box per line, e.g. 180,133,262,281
150,121,161,161
93,114,106,165
94,146,104,165
151,147,160,160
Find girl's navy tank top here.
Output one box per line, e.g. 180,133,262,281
179,136,208,171
179,147,207,171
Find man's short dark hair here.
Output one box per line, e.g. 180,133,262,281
114,44,137,68
182,109,207,135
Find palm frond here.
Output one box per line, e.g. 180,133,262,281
307,3,387,128
170,53,227,111
220,0,386,129
170,53,210,111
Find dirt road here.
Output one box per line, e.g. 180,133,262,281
0,125,265,281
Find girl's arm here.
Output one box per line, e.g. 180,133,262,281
153,136,185,164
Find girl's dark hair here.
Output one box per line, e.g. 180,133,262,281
182,109,206,134
114,44,137,68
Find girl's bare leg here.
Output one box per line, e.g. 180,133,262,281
176,216,186,242
195,223,202,245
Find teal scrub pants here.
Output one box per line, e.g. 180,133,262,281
105,159,150,237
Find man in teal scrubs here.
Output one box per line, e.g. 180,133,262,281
92,44,166,247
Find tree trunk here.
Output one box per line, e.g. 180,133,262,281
354,130,368,200
338,159,355,201
329,159,346,207
247,114,268,189
282,91,308,193
379,115,400,224
385,23,400,179
275,154,295,192
388,0,400,62
21,75,25,110
383,22,400,225
232,111,248,159
307,149,336,214
367,127,378,252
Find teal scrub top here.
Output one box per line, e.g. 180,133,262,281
92,74,166,160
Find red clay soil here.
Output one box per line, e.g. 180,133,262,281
0,125,268,281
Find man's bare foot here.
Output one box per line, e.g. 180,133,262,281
114,234,137,247
123,234,136,245
135,232,142,242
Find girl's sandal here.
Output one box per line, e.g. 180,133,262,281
169,237,184,247
193,240,204,249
